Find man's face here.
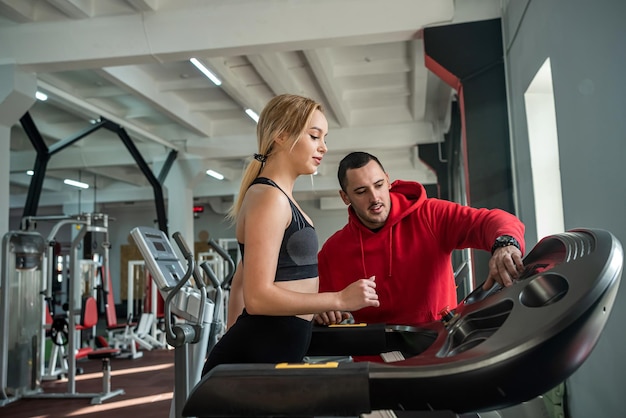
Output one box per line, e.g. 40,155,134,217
339,160,392,230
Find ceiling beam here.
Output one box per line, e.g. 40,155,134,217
10,142,164,171
125,0,160,12
86,166,148,187
0,0,36,23
304,48,350,127
48,0,93,19
0,0,455,71
98,65,214,136
247,53,302,97
37,80,179,150
183,120,438,160
202,57,272,117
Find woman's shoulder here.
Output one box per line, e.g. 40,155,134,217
246,181,286,202
242,182,291,217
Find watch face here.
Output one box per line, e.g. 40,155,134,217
492,235,519,254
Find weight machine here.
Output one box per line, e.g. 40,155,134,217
0,231,46,406
42,257,104,379
108,260,166,359
1,213,125,405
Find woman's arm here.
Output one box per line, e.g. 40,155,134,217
240,186,378,316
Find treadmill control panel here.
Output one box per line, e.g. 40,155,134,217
130,226,186,290
130,226,213,323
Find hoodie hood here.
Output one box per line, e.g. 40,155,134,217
346,180,427,278
347,179,427,232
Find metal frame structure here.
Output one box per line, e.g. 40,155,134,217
19,112,175,235
19,213,124,404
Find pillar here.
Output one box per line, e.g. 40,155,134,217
0,64,37,237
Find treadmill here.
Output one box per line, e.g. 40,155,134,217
133,227,623,417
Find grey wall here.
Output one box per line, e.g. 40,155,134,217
503,0,626,416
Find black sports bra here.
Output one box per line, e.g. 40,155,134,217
238,177,319,281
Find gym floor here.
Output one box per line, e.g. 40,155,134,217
2,348,175,418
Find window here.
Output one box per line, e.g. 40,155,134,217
524,58,565,239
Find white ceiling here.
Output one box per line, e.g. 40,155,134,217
4,0,501,213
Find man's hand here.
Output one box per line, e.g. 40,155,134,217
314,311,352,325
483,246,524,289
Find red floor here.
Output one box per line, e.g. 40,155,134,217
2,348,175,418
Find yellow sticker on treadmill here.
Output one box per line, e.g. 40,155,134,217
275,362,339,369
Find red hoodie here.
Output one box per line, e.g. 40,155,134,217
318,180,525,327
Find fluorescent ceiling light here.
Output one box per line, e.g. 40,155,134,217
35,91,48,101
206,169,224,180
245,108,259,123
190,58,222,86
64,178,89,189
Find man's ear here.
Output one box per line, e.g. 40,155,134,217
339,190,351,206
386,172,391,189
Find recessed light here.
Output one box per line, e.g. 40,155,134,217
206,169,224,180
245,108,259,123
64,179,89,189
190,58,222,86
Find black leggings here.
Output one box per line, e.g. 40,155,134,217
202,309,313,376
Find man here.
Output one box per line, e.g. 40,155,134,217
316,151,525,326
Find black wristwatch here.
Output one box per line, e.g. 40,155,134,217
491,235,521,255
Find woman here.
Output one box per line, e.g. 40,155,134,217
202,94,379,375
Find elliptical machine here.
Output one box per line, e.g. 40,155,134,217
131,226,222,418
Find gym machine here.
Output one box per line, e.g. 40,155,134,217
0,231,46,406
204,238,235,353
13,213,124,404
112,260,166,358
130,226,215,418
181,228,622,417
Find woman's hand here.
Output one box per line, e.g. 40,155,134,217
339,275,379,311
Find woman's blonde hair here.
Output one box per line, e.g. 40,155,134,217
227,94,324,222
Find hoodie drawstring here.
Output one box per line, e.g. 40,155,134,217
388,228,393,277
358,227,394,278
359,230,367,278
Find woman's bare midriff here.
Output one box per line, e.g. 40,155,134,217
275,276,319,321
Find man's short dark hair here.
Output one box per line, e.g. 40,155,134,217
337,152,386,192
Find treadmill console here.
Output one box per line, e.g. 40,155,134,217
130,226,212,323
130,226,186,290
